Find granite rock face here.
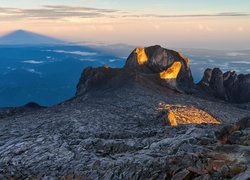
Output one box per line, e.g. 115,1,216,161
199,68,250,103
125,45,194,92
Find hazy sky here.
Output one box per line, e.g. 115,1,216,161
0,0,250,49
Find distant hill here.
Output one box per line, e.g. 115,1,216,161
0,30,65,45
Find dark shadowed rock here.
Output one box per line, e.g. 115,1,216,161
198,68,212,87
230,74,250,103
199,68,250,103
209,68,225,99
215,117,250,145
236,117,250,129
76,66,124,96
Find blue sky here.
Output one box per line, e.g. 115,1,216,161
0,0,249,49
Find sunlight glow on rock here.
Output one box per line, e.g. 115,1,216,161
135,48,148,65
157,102,221,126
160,62,182,79
167,110,178,126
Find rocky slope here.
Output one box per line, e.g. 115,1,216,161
0,45,249,179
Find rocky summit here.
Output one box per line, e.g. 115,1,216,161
0,45,250,179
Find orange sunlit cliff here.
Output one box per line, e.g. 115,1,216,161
135,48,148,65
160,61,182,79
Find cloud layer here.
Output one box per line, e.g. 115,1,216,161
0,5,119,20
0,5,249,21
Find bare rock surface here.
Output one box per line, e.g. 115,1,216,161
0,45,249,179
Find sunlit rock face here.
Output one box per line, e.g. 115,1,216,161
135,48,148,65
199,68,250,103
160,62,182,79
125,45,194,92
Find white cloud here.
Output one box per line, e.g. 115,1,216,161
109,59,122,62
45,50,97,56
79,58,97,61
23,60,44,64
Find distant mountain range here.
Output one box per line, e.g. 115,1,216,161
0,30,65,45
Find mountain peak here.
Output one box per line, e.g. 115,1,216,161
76,45,250,103
0,30,65,45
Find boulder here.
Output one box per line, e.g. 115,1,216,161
125,45,194,91
125,45,193,81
